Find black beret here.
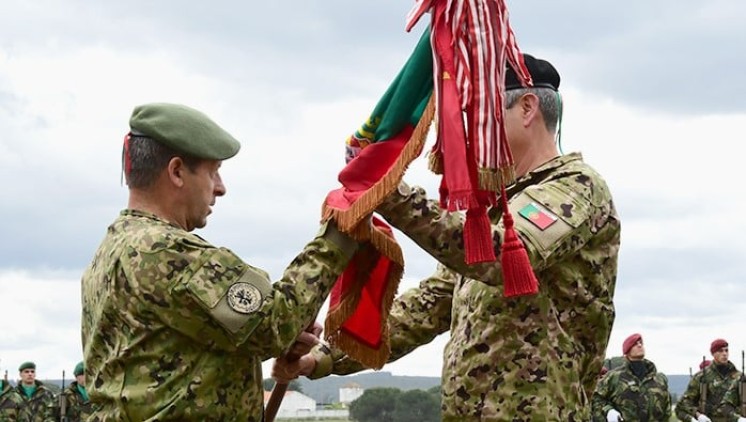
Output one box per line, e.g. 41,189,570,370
129,103,241,160
505,54,560,91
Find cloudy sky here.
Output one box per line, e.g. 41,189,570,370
2,0,745,383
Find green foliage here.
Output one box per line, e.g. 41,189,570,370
349,387,400,422
295,372,440,404
392,389,440,422
349,387,441,422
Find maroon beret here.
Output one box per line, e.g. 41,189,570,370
710,339,728,354
623,333,642,355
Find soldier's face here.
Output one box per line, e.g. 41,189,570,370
182,160,226,231
628,340,645,360
76,374,85,387
712,347,729,364
19,369,35,385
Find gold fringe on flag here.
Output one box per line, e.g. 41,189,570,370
324,227,404,369
321,95,435,369
322,95,436,233
478,165,516,192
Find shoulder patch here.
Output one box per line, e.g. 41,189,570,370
508,192,576,260
518,202,558,230
206,266,272,334
226,282,263,314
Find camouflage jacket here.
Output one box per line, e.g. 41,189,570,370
60,382,92,422
11,382,56,422
81,209,354,421
676,362,741,422
0,379,19,422
718,375,746,422
321,153,620,421
592,359,672,421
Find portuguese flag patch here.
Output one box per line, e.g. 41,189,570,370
518,202,558,230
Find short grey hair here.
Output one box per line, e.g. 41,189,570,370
124,136,201,189
504,87,560,133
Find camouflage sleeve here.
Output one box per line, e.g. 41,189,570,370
591,372,617,419
44,390,58,422
0,393,19,420
310,263,456,377
377,178,611,285
4,390,23,416
717,379,743,422
62,387,78,420
661,374,673,419
152,223,354,359
676,373,701,421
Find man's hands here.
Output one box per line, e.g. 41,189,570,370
272,321,323,383
286,321,322,358
696,414,712,422
272,353,318,383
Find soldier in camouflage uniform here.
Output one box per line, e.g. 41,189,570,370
81,103,358,421
274,54,621,421
11,362,56,422
0,374,19,421
592,333,672,421
676,339,742,422
60,362,91,422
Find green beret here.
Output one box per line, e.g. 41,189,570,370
74,361,84,377
129,103,241,160
18,361,35,372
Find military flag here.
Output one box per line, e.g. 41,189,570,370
323,0,538,369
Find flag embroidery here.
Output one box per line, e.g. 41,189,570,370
518,202,558,230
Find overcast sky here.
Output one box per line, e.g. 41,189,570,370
2,0,746,383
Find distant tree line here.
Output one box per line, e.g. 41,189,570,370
348,386,441,422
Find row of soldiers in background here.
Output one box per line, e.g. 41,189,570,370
0,361,91,422
0,337,741,422
591,335,746,422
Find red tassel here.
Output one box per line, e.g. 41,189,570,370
499,187,539,297
464,207,496,264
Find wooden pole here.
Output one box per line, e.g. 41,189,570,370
265,322,321,422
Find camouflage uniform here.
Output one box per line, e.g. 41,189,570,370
11,381,56,422
60,381,92,422
718,375,746,422
316,153,620,421
591,358,672,421
0,379,19,422
604,356,627,372
81,209,354,421
676,362,742,422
